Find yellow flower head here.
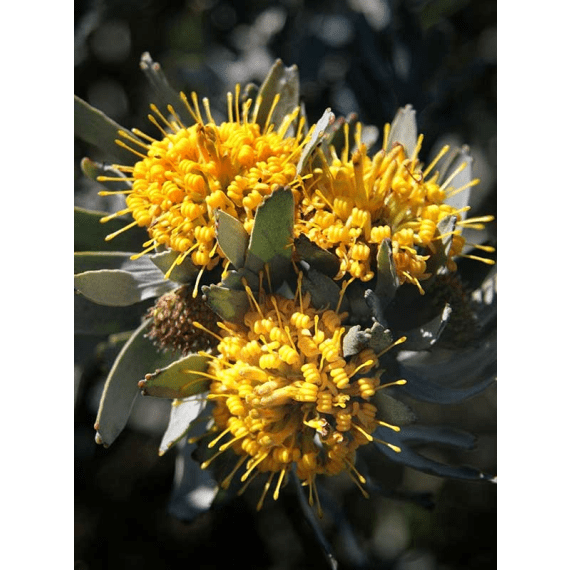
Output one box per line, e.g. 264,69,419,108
99,87,308,280
198,282,405,512
299,120,494,291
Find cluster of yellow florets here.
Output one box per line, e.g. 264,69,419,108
201,288,403,510
299,124,479,289
100,86,494,292
100,90,307,279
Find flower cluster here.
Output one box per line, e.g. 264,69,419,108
298,122,493,289
199,285,404,511
75,58,495,522
99,88,307,280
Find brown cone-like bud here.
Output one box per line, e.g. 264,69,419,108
146,285,219,355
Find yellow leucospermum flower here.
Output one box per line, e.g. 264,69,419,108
298,114,494,291
192,283,406,513
98,87,309,287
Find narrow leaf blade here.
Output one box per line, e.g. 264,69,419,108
94,320,173,446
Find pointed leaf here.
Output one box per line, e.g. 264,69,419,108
440,145,473,213
219,267,260,291
75,259,174,306
245,186,294,279
139,52,193,124
386,104,417,157
373,425,493,481
363,288,389,328
139,354,210,398
94,320,173,447
294,234,340,277
375,239,399,307
397,425,477,450
202,285,250,323
215,210,249,269
74,206,148,253
149,249,199,283
398,363,495,404
74,95,138,164
296,108,335,175
80,157,132,191
324,113,356,158
255,59,300,133
400,304,452,351
301,267,346,312
159,397,207,455
426,215,457,276
398,331,496,388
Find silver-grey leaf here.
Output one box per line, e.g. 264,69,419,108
159,397,208,456
94,320,174,447
74,95,139,164
149,250,199,284
75,259,175,306
386,104,417,157
215,210,249,270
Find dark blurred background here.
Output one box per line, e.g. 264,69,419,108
74,1,496,568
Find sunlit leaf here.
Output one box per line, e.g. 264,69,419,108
80,157,132,192
245,186,294,281
426,215,456,276
215,210,249,269
255,59,300,134
139,354,210,399
74,251,136,273
75,260,174,306
440,145,473,213
342,322,393,358
149,249,199,283
386,104,417,157
202,285,250,323
159,397,207,456
168,439,219,522
296,108,335,175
